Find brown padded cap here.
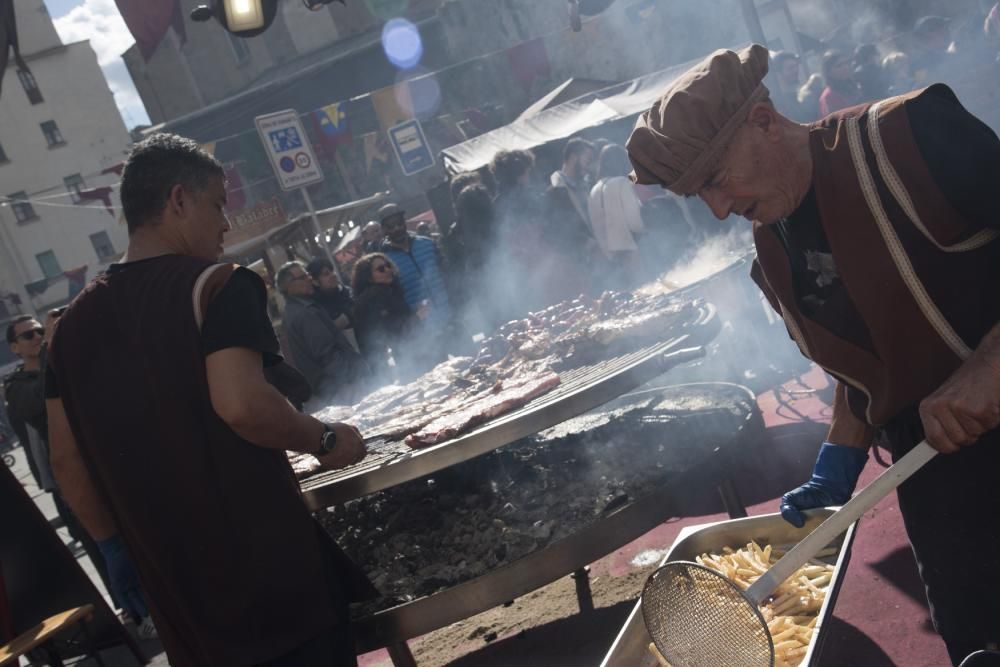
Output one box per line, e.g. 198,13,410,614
626,44,771,195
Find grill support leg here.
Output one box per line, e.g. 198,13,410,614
387,641,418,667
718,476,748,519
572,566,594,613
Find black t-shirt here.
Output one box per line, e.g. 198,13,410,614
200,267,281,366
47,262,280,398
771,89,1000,344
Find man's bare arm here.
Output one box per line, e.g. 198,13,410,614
205,347,364,468
826,381,876,448
47,397,118,541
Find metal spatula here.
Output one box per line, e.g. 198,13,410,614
642,440,937,667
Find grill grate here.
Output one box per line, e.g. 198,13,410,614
300,305,717,508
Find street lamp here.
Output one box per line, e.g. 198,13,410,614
190,0,278,37
191,0,347,36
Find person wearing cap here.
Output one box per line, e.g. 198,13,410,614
627,44,1000,664
377,203,453,365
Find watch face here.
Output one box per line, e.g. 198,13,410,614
321,429,336,454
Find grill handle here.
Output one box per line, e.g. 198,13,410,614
656,346,705,372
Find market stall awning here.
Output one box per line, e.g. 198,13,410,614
223,219,302,259
294,190,390,236
516,78,615,121
440,55,705,174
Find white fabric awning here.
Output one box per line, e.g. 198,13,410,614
440,56,703,174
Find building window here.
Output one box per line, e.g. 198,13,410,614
17,68,43,105
40,120,65,147
64,174,85,203
36,250,62,278
227,32,251,64
8,191,37,223
90,231,116,261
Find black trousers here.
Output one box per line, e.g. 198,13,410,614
884,407,1000,666
257,623,357,667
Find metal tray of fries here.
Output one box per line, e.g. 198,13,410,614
599,508,857,667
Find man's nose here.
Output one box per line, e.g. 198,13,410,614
699,189,732,221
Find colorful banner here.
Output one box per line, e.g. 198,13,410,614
505,37,551,92
24,278,49,297
76,186,115,216
114,0,186,61
316,103,351,143
371,83,414,132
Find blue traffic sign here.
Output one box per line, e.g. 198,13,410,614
388,119,434,176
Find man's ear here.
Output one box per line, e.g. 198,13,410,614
747,102,781,142
165,184,186,218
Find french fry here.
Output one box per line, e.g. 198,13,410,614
694,541,835,667
647,642,671,666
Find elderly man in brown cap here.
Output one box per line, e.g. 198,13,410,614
628,44,1000,664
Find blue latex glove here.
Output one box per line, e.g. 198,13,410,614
780,442,869,528
97,535,149,621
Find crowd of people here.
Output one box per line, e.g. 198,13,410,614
271,136,719,407
768,11,1000,123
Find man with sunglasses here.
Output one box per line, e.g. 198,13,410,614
377,203,453,365
4,313,154,634
277,260,369,403
4,315,47,488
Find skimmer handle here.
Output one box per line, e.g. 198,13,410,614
746,440,936,605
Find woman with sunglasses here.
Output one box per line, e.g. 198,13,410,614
351,253,426,376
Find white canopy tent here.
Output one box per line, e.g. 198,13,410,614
440,56,703,175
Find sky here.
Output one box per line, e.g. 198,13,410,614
43,0,151,129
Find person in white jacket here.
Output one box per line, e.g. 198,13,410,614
588,144,645,286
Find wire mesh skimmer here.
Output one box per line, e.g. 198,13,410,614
641,440,937,667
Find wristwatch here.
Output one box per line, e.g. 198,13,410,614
316,424,337,456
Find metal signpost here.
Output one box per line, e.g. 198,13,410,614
254,109,333,264
387,119,435,176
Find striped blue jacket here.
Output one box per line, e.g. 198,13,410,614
380,235,452,329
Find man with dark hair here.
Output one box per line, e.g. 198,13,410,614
490,149,535,195
377,204,453,360
449,171,482,205
5,311,158,638
305,257,354,329
4,315,43,486
278,260,368,402
47,133,372,666
547,137,600,271
551,137,596,196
